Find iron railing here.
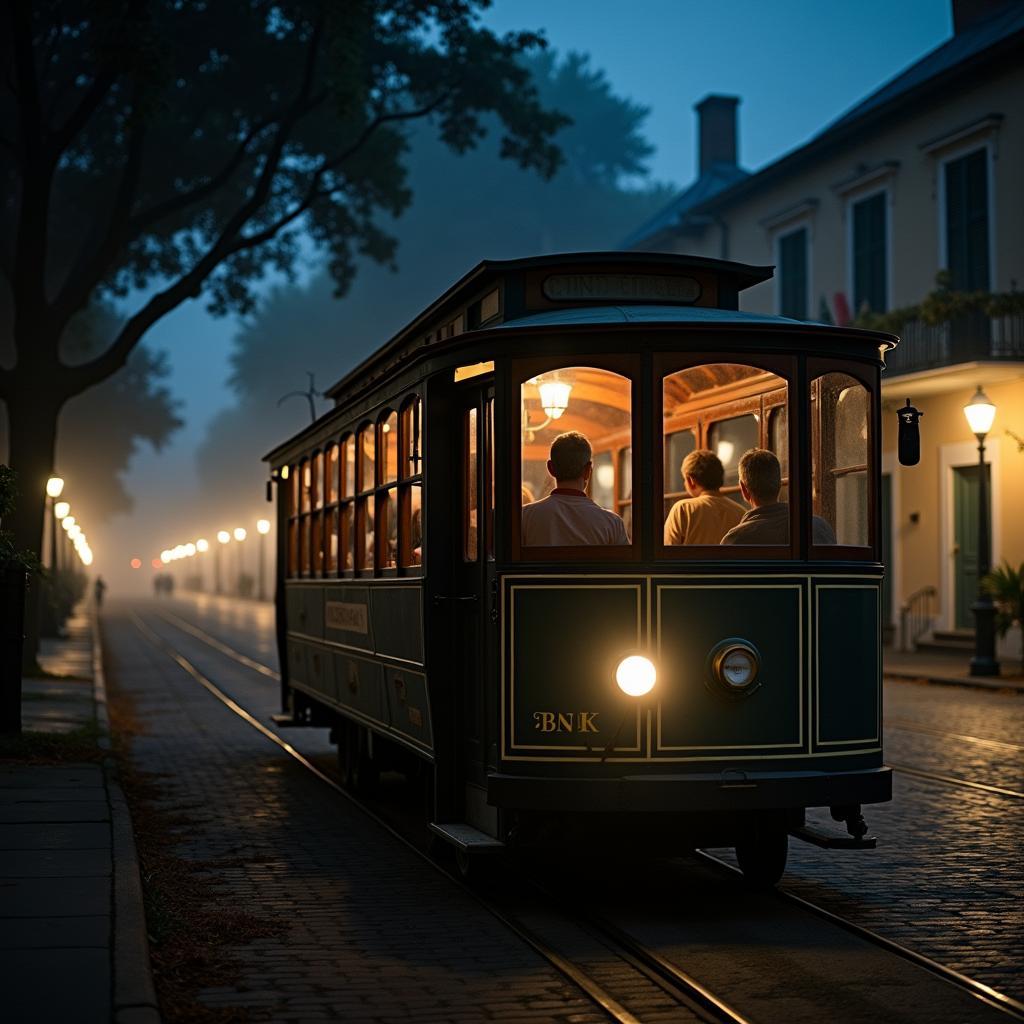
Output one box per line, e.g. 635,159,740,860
884,313,1024,377
899,585,937,652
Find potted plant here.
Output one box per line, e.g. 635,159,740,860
983,561,1024,674
0,465,37,733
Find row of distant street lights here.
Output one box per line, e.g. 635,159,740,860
136,518,272,600
47,477,94,568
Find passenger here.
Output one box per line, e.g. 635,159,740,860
722,449,836,545
521,483,535,506
522,431,629,546
664,449,745,545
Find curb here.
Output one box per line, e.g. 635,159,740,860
93,608,163,1024
884,668,1024,693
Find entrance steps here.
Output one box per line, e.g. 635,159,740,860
914,628,975,655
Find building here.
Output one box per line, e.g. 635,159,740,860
625,0,1024,664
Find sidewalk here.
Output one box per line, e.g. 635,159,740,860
884,648,1024,693
0,606,160,1024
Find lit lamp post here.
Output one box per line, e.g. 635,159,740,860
53,501,70,572
963,386,999,677
256,519,271,601
196,538,209,592
46,477,64,572
233,527,247,596
216,531,230,595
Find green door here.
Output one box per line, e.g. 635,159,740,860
880,474,892,633
953,464,990,630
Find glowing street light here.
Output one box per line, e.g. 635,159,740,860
196,538,209,553
963,386,999,677
233,527,247,542
46,477,64,498
54,501,70,520
217,530,230,544
215,530,230,594
256,519,271,601
233,528,247,597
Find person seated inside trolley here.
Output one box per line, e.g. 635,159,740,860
664,449,745,545
522,431,630,546
722,448,837,545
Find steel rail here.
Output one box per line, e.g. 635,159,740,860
886,718,1023,754
694,850,1024,1021
146,606,1023,1017
129,611,743,1024
889,762,1024,800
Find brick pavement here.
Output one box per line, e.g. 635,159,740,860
104,609,608,1024
133,598,1024,1011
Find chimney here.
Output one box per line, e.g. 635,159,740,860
952,0,1007,33
695,95,739,177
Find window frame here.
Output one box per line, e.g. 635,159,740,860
938,140,994,292
512,354,640,562
807,357,879,561
654,352,800,562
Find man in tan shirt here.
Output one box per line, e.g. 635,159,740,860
522,432,629,546
664,449,746,546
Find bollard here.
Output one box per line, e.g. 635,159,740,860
0,568,28,734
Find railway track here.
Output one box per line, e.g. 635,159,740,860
131,605,1024,1022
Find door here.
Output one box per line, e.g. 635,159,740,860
953,464,990,630
453,385,495,824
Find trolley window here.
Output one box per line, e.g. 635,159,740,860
377,410,399,568
811,371,871,550
519,365,633,556
398,395,423,570
339,434,355,571
660,360,793,555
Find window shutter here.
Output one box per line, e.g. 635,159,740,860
945,148,989,292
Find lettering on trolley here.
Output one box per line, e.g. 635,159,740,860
542,273,701,303
532,711,600,733
325,601,368,633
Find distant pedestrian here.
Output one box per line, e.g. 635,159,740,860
94,576,107,608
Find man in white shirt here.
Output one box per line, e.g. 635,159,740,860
522,432,629,546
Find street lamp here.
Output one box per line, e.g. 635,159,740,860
233,528,247,597
216,530,230,595
963,386,999,677
256,519,271,602
45,477,64,572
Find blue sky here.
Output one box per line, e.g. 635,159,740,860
108,0,953,580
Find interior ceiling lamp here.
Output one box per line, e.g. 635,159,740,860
963,386,996,437
525,375,573,440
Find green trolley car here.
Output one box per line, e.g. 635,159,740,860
265,251,899,886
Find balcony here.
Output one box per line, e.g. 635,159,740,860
884,313,1024,377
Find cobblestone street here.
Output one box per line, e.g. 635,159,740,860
104,607,606,1024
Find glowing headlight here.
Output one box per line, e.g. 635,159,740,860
709,640,760,695
615,655,656,697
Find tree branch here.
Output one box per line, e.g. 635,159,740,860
47,70,118,159
51,88,148,325
63,15,327,396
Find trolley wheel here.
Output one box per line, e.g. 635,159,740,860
454,847,499,887
339,721,379,797
735,825,788,890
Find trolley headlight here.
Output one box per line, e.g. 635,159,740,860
709,640,760,696
615,655,656,697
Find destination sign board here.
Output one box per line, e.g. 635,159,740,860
326,601,368,634
543,273,701,303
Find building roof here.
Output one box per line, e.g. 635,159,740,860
628,2,1024,246
620,161,749,249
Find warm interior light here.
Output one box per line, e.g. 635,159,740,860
151,558,162,569
256,519,271,535
130,558,142,570
160,549,172,563
233,527,247,542
196,538,209,553
963,386,996,436
62,516,76,531
615,655,657,697
54,501,70,519
217,530,231,544
46,476,64,498
280,465,290,480
185,543,196,557
538,379,572,420
716,440,735,466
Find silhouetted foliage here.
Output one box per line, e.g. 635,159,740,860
0,0,567,635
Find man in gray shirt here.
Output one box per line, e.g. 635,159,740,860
722,449,836,546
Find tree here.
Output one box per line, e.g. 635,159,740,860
0,0,566,581
196,50,672,504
